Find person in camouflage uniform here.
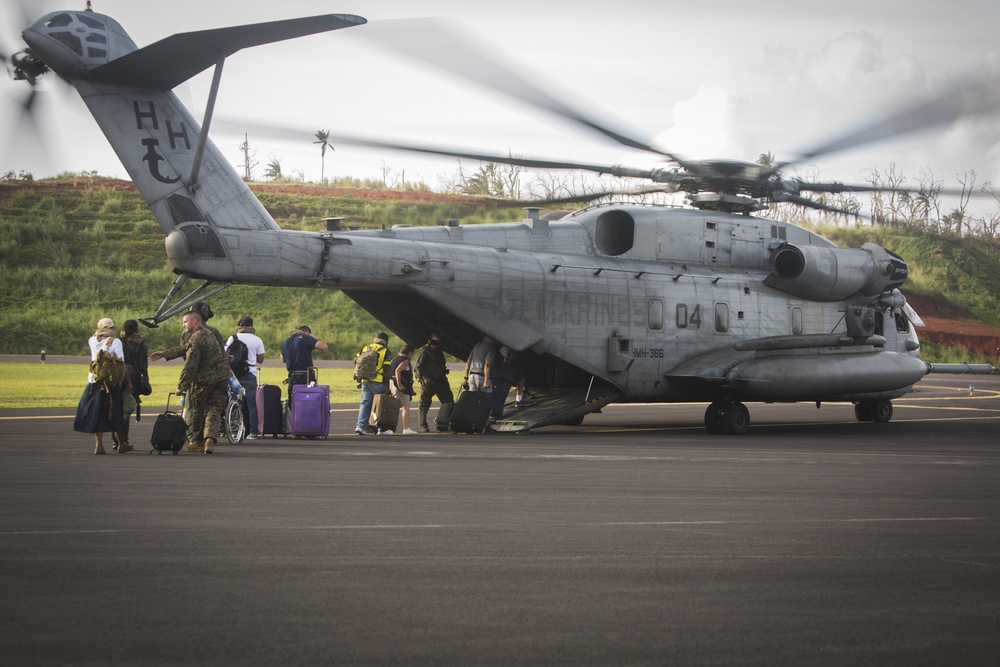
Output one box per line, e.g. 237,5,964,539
176,311,232,454
150,302,225,365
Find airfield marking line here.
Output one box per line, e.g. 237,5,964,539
0,529,122,536
0,415,75,420
1,518,982,537
892,403,1000,412
591,414,1000,433
831,517,979,523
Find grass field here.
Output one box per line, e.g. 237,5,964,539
0,363,460,408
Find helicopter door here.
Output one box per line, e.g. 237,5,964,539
607,336,634,373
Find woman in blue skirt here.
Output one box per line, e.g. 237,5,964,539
73,318,130,454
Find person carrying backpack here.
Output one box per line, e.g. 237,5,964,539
354,332,391,435
225,316,266,439
73,317,130,454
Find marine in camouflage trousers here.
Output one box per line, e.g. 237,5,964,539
186,380,228,447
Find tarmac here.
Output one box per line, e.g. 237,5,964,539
1,375,998,665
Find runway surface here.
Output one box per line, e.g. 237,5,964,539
2,376,998,665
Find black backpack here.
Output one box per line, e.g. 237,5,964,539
227,333,250,377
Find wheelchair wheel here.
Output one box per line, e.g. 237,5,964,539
224,395,246,444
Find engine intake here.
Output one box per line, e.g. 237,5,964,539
764,242,908,301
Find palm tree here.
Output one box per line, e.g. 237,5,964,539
264,157,282,181
314,130,334,182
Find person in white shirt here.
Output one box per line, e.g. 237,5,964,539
73,317,130,454
225,316,266,439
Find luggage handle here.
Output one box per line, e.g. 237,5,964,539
164,391,182,414
287,366,319,385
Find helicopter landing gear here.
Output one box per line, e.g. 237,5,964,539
854,400,893,423
704,401,750,435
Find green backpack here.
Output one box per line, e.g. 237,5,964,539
353,345,381,382
90,339,126,393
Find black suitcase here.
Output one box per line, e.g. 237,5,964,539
435,402,455,432
449,391,491,434
150,393,186,455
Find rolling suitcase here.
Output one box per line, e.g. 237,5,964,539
370,393,400,432
256,384,284,437
289,383,330,438
434,402,455,432
449,390,492,434
150,393,186,454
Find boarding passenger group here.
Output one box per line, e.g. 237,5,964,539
74,301,526,454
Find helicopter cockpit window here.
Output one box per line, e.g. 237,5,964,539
594,210,635,256
895,311,910,334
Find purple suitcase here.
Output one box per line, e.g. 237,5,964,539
256,384,284,437
289,384,330,438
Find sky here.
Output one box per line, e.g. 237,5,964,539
3,0,1000,216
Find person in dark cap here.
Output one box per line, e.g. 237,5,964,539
226,316,266,439
354,332,392,435
280,325,328,394
415,333,453,432
149,301,224,362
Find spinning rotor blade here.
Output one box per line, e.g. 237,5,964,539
774,194,864,219
360,18,695,170
217,118,667,180
787,68,1000,168
518,184,682,207
1,0,53,174
796,180,988,199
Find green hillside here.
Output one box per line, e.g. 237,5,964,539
1,177,997,363
0,178,525,358
814,225,1000,326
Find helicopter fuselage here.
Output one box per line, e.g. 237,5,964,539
18,7,992,433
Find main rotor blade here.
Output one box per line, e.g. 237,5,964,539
789,68,1000,166
216,117,664,178
797,180,989,198
358,18,692,168
518,185,681,206
776,194,865,219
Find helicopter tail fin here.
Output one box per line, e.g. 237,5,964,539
23,11,366,236
87,14,367,90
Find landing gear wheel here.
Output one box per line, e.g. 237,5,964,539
723,402,751,435
704,402,726,434
855,400,892,423
872,400,893,423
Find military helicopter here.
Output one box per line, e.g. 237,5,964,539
6,6,996,433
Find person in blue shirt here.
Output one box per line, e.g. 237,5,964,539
280,325,328,393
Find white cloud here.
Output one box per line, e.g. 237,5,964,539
652,87,750,160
